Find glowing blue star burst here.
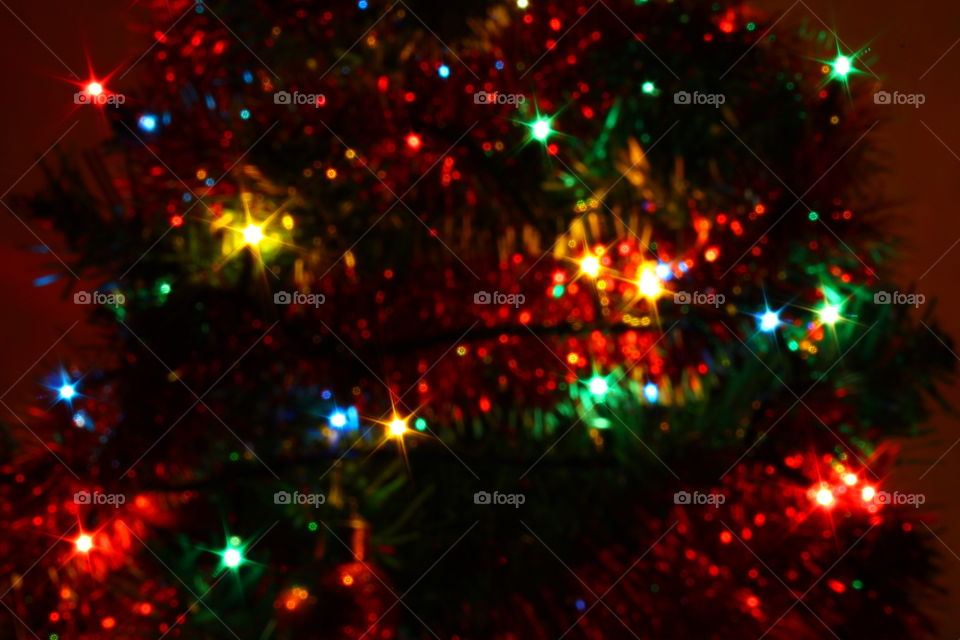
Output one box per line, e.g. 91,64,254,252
759,309,781,332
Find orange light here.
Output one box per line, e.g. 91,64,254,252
815,488,835,507
406,134,422,150
101,617,116,629
75,534,93,553
388,415,409,437
342,574,355,586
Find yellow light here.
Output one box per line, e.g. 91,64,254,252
861,486,876,502
242,224,264,246
388,416,408,437
637,266,663,299
75,534,93,553
517,0,529,7
815,488,834,507
819,304,840,325
843,473,858,486
580,255,601,278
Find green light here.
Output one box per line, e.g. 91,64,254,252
414,417,427,431
852,579,863,590
642,81,656,95
308,521,318,531
587,376,609,396
551,284,565,298
808,211,819,221
788,340,799,351
159,281,172,295
832,55,852,77
221,537,245,569
531,117,552,142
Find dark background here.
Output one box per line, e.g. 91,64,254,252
2,0,958,634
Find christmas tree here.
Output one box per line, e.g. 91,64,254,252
3,0,955,638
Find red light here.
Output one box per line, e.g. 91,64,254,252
406,134,421,150
101,617,116,629
86,82,104,96
171,215,184,227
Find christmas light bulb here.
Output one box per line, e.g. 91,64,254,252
579,255,601,278
531,117,552,142
86,82,104,96
637,266,663,299
816,488,835,507
388,415,409,436
759,310,780,332
819,304,841,325
242,224,264,246
59,383,77,400
329,411,347,428
832,55,852,77
75,534,93,553
587,376,609,396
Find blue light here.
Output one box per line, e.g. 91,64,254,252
677,262,689,273
495,60,505,70
205,178,215,187
243,71,254,84
240,109,251,120
438,64,450,79
575,599,586,611
358,0,368,7
329,411,347,428
655,262,672,281
138,113,158,132
759,310,780,332
59,384,76,401
644,383,659,403
321,389,332,400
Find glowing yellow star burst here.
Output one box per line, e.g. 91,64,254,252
241,224,264,246
637,265,663,299
388,415,409,437
580,255,601,278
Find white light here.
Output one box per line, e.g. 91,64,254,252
759,311,780,332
